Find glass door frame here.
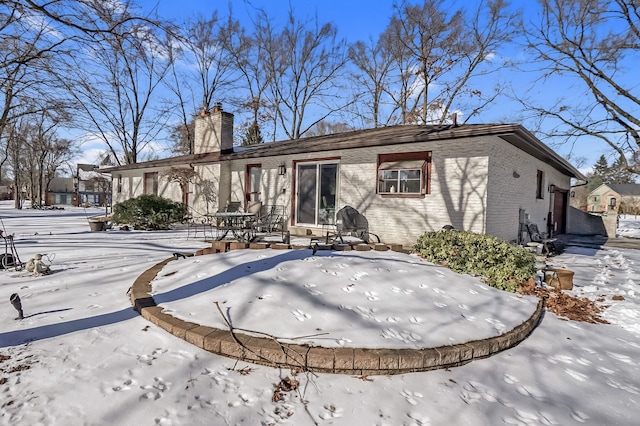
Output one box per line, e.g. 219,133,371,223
293,159,340,227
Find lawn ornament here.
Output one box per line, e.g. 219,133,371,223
10,293,23,320
26,254,52,276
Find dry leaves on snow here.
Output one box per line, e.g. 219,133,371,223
518,279,609,324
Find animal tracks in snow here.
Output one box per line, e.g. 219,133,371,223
291,309,311,321
400,389,424,406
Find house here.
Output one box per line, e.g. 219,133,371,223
587,183,640,215
45,177,75,205
74,164,112,207
105,106,586,246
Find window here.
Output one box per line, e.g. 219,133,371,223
246,164,261,203
536,170,544,199
377,152,430,196
144,172,158,195
117,175,122,193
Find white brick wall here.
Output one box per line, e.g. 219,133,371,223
113,133,574,247
486,141,571,241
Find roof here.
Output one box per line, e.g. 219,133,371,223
103,123,586,180
607,183,640,196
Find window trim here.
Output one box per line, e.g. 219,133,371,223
377,152,431,197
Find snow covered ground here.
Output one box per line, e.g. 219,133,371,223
1,202,640,425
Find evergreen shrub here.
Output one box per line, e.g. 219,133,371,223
112,195,187,230
414,230,536,292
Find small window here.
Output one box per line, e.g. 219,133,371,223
144,172,158,195
117,175,122,193
536,170,544,199
377,153,430,196
246,164,261,203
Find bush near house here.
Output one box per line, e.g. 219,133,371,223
112,195,187,231
414,230,536,292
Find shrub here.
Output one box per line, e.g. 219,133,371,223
414,230,536,292
112,195,187,230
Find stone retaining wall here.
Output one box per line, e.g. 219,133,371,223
129,246,543,375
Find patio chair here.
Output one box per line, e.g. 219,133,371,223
250,205,285,238
224,201,242,212
185,206,214,239
526,222,556,254
327,205,380,244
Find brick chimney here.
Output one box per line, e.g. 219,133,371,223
194,103,234,154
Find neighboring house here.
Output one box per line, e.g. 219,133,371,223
0,185,11,200
587,183,640,215
105,107,586,246
75,164,112,207
46,177,75,205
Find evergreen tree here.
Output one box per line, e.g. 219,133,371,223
590,155,636,186
241,123,263,146
610,157,635,184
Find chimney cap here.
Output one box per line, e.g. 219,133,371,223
213,102,223,112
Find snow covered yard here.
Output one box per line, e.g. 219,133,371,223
1,201,640,425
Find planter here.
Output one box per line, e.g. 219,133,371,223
544,268,574,290
89,221,106,232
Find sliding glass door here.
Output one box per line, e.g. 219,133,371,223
296,162,338,226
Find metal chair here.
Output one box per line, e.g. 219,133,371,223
526,222,556,254
327,205,380,244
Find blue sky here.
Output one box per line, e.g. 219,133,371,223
106,0,615,175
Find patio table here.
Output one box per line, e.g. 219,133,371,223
208,211,256,241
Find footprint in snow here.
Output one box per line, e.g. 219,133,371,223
434,302,447,308
365,291,379,301
467,288,479,295
341,286,355,293
458,304,469,310
570,409,590,423
112,378,136,392
291,309,311,321
606,351,634,364
407,412,431,425
409,316,423,324
335,338,352,346
350,271,368,281
503,374,519,384
320,268,339,276
400,389,424,406
605,378,640,394
564,368,588,382
319,404,344,420
517,385,548,402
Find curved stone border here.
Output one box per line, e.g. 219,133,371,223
130,254,544,376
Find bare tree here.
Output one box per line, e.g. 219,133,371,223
348,30,397,127
262,8,349,140
223,12,272,141
304,120,353,137
385,0,519,124
0,1,70,187
524,0,640,174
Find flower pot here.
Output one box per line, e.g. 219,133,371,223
89,221,106,232
544,268,574,290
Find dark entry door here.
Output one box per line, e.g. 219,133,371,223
553,190,567,234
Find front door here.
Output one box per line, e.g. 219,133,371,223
296,162,338,226
553,190,567,234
